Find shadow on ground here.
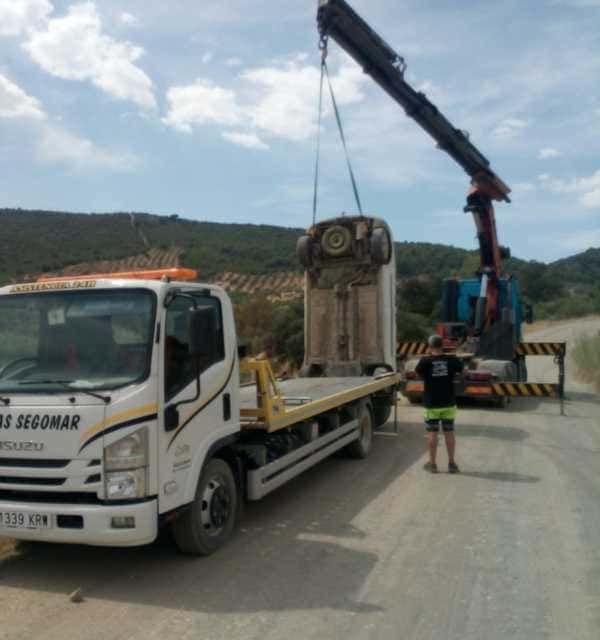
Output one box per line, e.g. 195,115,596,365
458,471,540,483
457,423,529,442
0,421,427,614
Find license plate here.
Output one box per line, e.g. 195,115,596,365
0,510,52,531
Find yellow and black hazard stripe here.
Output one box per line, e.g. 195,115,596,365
516,342,566,356
492,382,559,397
397,341,428,357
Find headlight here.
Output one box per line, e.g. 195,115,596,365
105,469,146,500
104,427,148,471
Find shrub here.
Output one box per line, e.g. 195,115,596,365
573,332,600,391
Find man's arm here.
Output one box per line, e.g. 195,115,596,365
415,357,427,378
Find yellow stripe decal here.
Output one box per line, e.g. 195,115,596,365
80,403,159,444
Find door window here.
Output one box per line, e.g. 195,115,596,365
164,294,224,400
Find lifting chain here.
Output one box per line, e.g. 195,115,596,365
312,31,364,224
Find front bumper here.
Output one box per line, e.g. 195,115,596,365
0,498,158,547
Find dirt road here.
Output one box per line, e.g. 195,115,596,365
1,318,598,640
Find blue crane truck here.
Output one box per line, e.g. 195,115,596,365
317,0,565,405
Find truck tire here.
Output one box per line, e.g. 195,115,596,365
370,227,392,264
516,356,528,382
373,403,392,427
321,225,352,257
296,235,313,268
172,458,238,556
345,403,373,459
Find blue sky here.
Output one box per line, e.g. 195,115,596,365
1,0,599,263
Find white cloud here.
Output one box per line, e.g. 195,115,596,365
24,2,156,109
580,188,600,208
0,0,52,37
492,118,528,139
538,170,600,208
36,125,140,171
538,147,561,159
118,11,139,27
222,131,268,150
224,57,243,67
242,59,365,142
162,79,241,132
202,51,213,64
0,72,46,120
163,57,366,143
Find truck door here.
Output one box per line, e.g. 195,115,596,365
158,291,236,514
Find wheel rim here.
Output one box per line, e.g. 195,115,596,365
322,225,352,256
327,230,347,250
200,476,232,536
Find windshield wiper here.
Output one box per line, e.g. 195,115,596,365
18,380,111,404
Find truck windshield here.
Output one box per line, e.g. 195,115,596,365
0,289,155,393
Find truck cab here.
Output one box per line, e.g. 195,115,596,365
0,270,239,547
440,274,529,375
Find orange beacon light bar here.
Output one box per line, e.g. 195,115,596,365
37,268,199,283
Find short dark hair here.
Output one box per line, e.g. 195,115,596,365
428,334,443,349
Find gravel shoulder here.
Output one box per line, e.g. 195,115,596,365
1,317,599,640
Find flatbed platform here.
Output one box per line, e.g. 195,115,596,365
239,369,400,432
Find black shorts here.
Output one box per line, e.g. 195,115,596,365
425,419,455,433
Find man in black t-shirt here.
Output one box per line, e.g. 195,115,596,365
415,335,464,474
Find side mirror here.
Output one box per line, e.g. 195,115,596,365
189,306,218,360
165,405,179,432
524,303,534,324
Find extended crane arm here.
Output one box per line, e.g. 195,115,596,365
318,0,513,332
317,0,511,203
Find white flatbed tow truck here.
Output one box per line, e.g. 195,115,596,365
0,215,399,554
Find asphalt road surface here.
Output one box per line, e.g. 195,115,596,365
1,318,598,640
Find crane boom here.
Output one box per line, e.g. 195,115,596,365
317,0,517,338
317,0,511,203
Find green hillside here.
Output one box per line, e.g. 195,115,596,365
1,208,599,322
0,208,300,282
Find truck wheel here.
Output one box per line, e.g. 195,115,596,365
172,458,238,556
516,357,528,382
296,235,313,267
370,227,392,264
490,393,509,409
373,403,392,427
345,404,373,459
321,225,352,257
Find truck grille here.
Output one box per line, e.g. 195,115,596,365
0,476,65,486
0,458,70,468
0,489,102,504
0,457,102,501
